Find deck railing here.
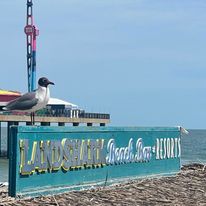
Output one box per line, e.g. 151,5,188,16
0,109,110,120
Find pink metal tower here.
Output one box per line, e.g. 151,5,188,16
24,0,39,92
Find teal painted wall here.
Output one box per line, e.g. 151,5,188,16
9,126,181,197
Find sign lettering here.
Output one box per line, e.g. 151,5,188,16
19,137,180,175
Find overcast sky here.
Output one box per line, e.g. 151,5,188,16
0,0,206,129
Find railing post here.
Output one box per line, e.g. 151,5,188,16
58,122,65,126
7,121,18,158
41,122,50,126
73,123,79,126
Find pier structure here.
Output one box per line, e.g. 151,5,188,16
0,110,110,157
0,1,111,158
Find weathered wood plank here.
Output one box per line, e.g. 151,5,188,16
0,115,110,124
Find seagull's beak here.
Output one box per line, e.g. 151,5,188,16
48,81,55,85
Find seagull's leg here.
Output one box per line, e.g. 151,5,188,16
33,112,35,125
30,112,35,125
30,113,33,125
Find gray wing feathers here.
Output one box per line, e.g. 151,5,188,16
5,92,38,110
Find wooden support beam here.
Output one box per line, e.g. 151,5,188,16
73,123,79,127
41,122,50,126
7,121,18,158
0,114,110,124
58,122,65,126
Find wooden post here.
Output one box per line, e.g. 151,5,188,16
7,121,18,158
41,122,50,126
58,122,65,126
73,123,79,126
7,122,12,158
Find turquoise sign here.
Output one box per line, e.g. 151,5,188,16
9,126,181,197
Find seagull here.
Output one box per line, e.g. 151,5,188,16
3,77,54,125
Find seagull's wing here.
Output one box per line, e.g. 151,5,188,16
5,92,38,110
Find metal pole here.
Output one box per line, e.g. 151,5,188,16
7,122,18,158
7,122,12,158
25,0,33,92
31,26,39,91
24,0,39,92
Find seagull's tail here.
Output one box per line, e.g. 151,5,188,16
2,107,8,111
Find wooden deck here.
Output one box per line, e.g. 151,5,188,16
0,114,110,125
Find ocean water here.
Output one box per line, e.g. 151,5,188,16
181,130,206,164
0,158,8,183
0,129,206,183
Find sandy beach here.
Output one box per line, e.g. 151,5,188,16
0,163,206,206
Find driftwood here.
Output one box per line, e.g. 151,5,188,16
1,163,206,206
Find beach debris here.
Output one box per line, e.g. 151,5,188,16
0,163,206,206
